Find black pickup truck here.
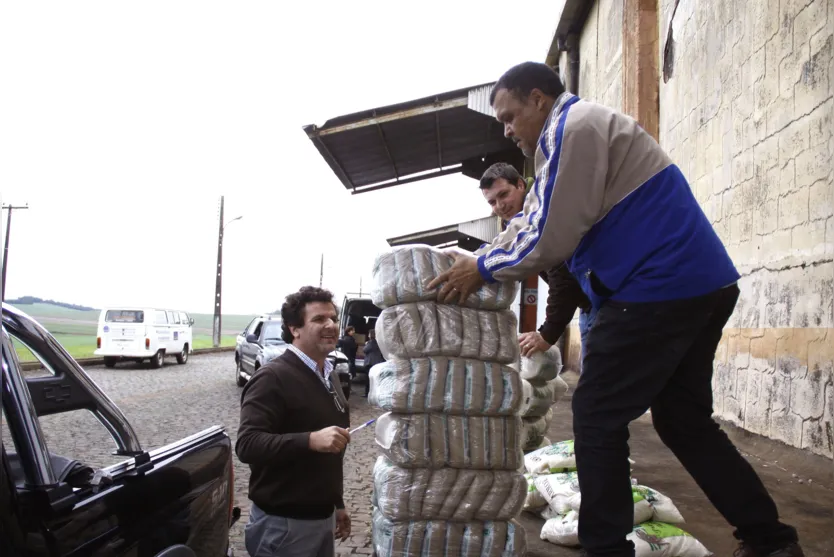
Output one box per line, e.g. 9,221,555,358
0,304,241,557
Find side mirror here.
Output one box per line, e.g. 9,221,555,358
189,318,195,326
246,334,260,344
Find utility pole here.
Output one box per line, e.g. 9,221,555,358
2,203,29,301
212,197,224,348
212,196,242,348
319,253,324,287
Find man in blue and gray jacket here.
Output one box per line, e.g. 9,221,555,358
429,62,802,557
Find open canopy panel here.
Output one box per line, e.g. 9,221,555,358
303,83,524,193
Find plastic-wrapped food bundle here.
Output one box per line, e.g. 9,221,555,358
375,412,523,470
368,357,522,416
375,302,519,364
369,247,528,556
520,346,563,383
520,409,553,450
372,456,526,521
519,377,568,417
372,508,527,557
371,245,519,311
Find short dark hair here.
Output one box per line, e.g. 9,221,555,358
345,326,355,335
489,62,565,105
480,162,524,190
280,286,336,343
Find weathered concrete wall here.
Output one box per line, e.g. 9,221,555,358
658,0,833,457
577,0,624,109
560,0,833,456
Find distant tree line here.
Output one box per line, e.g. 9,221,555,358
6,296,96,312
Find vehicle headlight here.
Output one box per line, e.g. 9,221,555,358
335,362,349,375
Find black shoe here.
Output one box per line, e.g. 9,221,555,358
734,542,805,557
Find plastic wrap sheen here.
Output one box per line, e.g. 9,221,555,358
368,357,522,416
375,302,519,364
372,508,527,557
371,245,519,311
520,346,563,383
374,412,523,470
372,456,526,521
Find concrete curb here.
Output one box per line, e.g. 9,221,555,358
20,346,236,371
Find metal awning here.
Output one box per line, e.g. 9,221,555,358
303,83,523,194
386,215,500,253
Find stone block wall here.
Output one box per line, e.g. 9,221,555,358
559,0,833,456
659,0,833,457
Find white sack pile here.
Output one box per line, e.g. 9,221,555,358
526,464,712,556
369,245,528,557
370,244,519,310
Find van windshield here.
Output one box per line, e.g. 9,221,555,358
105,310,145,323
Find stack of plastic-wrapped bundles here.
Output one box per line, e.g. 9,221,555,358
515,347,568,452
367,245,528,557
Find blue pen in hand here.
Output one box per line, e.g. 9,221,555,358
349,412,391,435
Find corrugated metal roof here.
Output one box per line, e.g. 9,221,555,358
467,84,496,117
459,215,500,242
386,215,499,253
303,83,523,194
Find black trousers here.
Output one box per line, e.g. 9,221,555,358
572,284,798,556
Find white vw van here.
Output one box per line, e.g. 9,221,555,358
94,307,194,368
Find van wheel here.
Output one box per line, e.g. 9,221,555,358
176,344,189,364
150,350,165,369
104,357,117,368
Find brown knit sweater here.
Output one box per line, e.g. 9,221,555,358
235,350,350,519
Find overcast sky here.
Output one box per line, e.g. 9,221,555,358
0,1,563,315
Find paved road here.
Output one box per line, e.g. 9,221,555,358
16,353,830,557
19,353,378,556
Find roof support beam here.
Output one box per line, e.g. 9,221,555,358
375,122,399,180
435,112,443,169
351,165,462,195
308,97,467,137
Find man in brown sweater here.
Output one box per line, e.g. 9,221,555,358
236,286,352,557
476,162,594,361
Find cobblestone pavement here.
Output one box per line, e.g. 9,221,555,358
11,353,379,556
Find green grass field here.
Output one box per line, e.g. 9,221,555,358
9,302,251,362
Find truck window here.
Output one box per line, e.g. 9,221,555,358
4,335,123,470
105,310,144,323
154,311,168,325
166,311,177,324
179,312,189,325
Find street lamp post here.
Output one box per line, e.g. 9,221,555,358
212,195,242,348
